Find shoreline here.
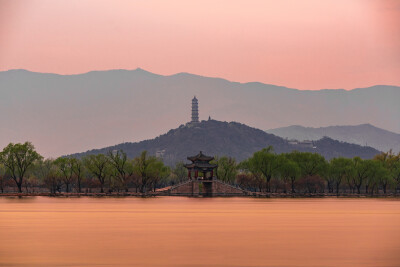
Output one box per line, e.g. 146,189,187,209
1,192,399,198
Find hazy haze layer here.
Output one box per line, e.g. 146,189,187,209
0,69,399,158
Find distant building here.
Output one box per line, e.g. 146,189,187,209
287,139,315,148
191,96,199,123
156,149,166,158
298,140,314,148
288,140,298,145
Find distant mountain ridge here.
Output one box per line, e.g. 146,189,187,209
0,69,399,157
266,124,400,153
69,120,380,165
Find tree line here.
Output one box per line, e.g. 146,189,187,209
0,142,173,194
0,142,399,195
216,146,400,195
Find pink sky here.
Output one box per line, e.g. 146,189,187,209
0,0,399,90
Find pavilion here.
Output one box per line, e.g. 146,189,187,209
184,151,217,180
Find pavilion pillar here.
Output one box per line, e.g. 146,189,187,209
211,170,213,178
188,169,191,179
195,170,198,179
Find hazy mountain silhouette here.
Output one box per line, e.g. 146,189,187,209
267,124,400,153
0,69,398,157
70,120,380,165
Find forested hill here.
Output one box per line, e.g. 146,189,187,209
267,124,400,153
69,120,380,165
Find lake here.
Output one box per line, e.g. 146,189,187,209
0,197,399,266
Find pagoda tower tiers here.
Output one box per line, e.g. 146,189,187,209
184,151,217,180
191,96,199,123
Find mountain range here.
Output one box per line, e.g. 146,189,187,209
0,69,399,158
70,120,380,165
267,124,400,154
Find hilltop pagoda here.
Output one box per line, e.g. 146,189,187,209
184,151,217,180
191,96,199,123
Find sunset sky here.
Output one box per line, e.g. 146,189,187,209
0,0,399,90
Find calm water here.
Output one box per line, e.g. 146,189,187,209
0,197,399,267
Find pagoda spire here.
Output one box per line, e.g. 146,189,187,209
191,96,199,123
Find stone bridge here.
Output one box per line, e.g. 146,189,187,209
165,179,249,197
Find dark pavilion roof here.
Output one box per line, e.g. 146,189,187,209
184,162,218,169
187,151,214,162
